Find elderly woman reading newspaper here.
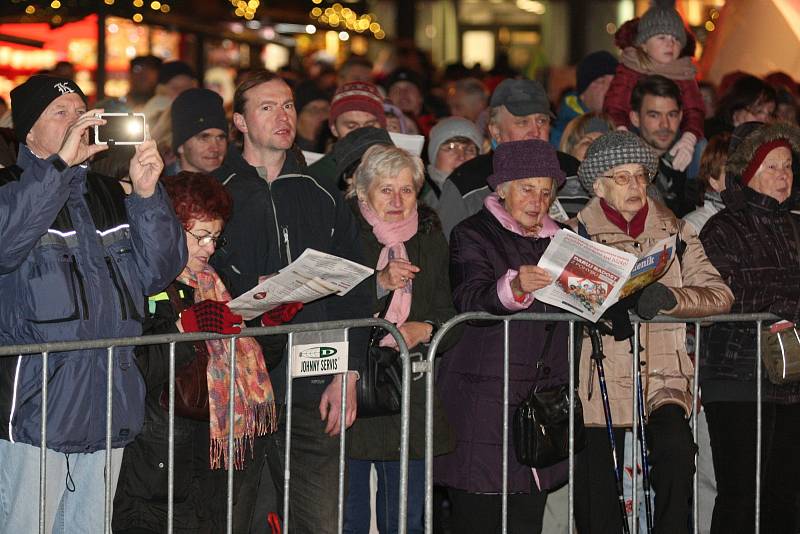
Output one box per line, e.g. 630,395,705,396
435,139,570,534
570,131,732,534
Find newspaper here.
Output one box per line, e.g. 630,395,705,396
533,229,676,322
228,248,374,320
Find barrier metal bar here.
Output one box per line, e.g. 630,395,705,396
167,342,176,534
692,322,701,534
38,351,48,534
423,312,778,534
631,327,639,533
567,321,576,534
227,338,237,534
283,332,293,532
756,321,763,534
501,320,510,533
336,329,350,534
105,346,114,534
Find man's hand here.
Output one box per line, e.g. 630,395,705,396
319,372,358,437
57,108,108,167
398,321,433,349
129,139,164,198
512,265,552,294
377,259,420,291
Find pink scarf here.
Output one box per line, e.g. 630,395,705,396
484,193,560,238
358,200,418,347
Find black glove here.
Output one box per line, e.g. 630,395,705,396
635,282,677,320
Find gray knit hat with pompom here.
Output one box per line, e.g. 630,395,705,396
577,131,659,193
635,7,687,48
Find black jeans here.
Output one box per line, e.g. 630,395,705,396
264,402,346,534
705,401,800,534
574,404,695,534
446,482,547,534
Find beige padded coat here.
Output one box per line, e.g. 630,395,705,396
572,198,733,427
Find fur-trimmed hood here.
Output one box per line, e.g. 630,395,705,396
723,122,800,211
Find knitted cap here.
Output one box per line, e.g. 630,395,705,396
487,139,566,190
489,78,554,118
158,61,196,84
333,126,393,178
329,81,386,128
171,88,228,150
635,7,687,48
578,131,659,193
11,75,86,142
385,68,424,92
427,117,483,162
576,51,619,95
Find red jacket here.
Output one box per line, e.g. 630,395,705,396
603,62,705,140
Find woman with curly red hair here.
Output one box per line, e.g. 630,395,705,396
113,171,300,533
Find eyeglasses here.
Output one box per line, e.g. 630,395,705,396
602,169,651,186
439,142,479,157
187,230,227,248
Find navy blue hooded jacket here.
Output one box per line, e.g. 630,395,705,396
0,146,186,453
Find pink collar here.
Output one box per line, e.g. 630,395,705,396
484,193,560,238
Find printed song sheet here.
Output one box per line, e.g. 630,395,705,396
229,249,373,320
533,230,676,322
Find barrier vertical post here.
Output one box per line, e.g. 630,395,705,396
631,327,639,533
755,321,763,534
397,327,411,534
105,346,115,534
501,320,510,534
283,333,294,533
227,337,237,534
167,342,176,534
39,351,48,534
692,321,701,534
337,330,349,534
568,322,576,534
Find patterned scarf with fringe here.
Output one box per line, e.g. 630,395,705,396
177,264,276,469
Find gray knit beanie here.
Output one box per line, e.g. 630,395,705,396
577,131,658,193
635,7,687,48
427,117,483,163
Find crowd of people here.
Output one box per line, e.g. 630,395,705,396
1,4,799,534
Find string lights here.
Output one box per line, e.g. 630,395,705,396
308,2,384,40
16,0,172,24
228,0,260,20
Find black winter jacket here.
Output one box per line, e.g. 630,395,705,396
211,147,371,403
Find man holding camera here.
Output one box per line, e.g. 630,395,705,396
0,75,186,533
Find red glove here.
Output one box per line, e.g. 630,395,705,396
180,300,242,334
261,302,303,326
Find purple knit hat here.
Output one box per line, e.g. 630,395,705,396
487,139,566,190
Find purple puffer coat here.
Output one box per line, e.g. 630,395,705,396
434,207,570,494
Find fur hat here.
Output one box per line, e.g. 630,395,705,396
578,131,659,193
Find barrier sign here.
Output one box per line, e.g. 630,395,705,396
291,340,349,377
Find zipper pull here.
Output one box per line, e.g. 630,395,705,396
282,226,293,263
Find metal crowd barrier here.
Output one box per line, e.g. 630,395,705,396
0,317,411,534
423,311,778,534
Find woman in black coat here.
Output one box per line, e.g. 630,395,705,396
342,144,458,534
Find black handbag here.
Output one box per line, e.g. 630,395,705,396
356,291,404,418
513,323,586,468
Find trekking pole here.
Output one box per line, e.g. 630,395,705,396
631,330,654,534
588,326,631,534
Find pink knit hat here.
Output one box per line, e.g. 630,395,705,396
329,81,387,128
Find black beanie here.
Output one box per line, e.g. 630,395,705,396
11,75,86,142
159,61,196,85
333,126,393,178
576,51,619,95
170,88,228,151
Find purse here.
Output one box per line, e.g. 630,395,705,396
158,285,210,421
513,323,586,468
356,291,403,418
760,214,800,385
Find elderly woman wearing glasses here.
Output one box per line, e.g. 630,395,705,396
114,171,300,533
572,131,732,534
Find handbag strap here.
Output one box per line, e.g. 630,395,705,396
533,322,557,382
165,284,188,314
788,213,800,269
370,290,396,346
